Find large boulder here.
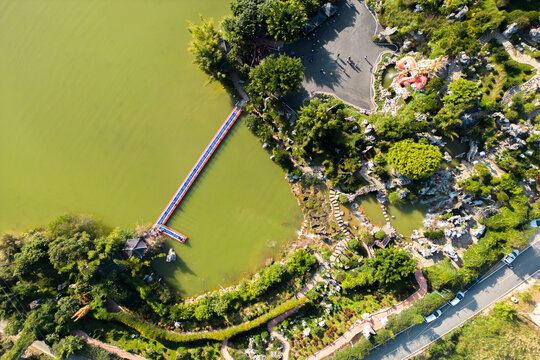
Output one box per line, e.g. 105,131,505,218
503,23,518,38
402,40,413,52
530,28,540,43
454,6,469,21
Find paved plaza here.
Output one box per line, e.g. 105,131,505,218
285,0,394,110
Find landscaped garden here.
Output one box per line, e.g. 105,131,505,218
2,0,540,359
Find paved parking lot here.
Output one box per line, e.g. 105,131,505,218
285,0,393,110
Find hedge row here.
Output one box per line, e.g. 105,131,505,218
95,297,308,343
2,326,36,360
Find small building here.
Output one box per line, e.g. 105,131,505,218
304,20,317,35
320,2,338,18
309,11,327,28
122,237,148,259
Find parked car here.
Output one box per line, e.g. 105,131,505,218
530,218,540,227
449,291,465,306
424,309,443,323
502,249,519,268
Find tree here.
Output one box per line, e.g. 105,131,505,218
188,17,225,81
194,301,214,321
433,103,463,139
54,296,81,335
286,249,316,275
13,234,51,278
247,54,304,98
341,268,375,291
266,0,308,43
48,232,92,276
52,336,84,359
273,147,294,172
0,234,21,262
388,139,442,179
374,230,386,240
492,301,516,321
423,258,460,290
366,247,417,289
443,78,480,108
370,112,426,139
49,214,105,239
424,228,444,241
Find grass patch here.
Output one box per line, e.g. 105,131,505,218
416,282,540,360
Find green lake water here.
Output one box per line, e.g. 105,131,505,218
382,66,398,88
0,0,302,296
355,194,427,237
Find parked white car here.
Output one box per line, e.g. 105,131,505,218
448,291,465,306
502,249,519,266
530,218,540,227
424,309,442,323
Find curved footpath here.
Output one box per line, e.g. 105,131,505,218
221,255,428,360
363,232,540,360
72,330,146,360
305,269,427,360
480,30,540,106
221,258,325,360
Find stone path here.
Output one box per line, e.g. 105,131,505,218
529,106,540,121
502,74,540,106
329,189,355,239
480,30,540,106
305,269,428,360
230,70,250,103
72,330,146,360
220,339,234,360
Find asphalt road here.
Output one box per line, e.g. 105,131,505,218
363,234,540,360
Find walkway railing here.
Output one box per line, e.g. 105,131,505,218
154,104,244,242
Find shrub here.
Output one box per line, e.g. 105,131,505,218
388,139,442,179
424,228,445,241
388,192,402,204
374,230,386,240
492,301,516,321
52,336,85,359
423,259,460,291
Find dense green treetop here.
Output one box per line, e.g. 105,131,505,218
443,78,481,108
188,17,225,81
342,246,417,292
367,247,418,288
247,54,304,98
294,97,362,158
388,139,442,179
266,0,308,43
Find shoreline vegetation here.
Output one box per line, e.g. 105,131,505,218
2,0,540,360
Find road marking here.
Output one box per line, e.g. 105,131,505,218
401,267,540,360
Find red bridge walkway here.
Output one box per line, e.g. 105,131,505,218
154,103,244,242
